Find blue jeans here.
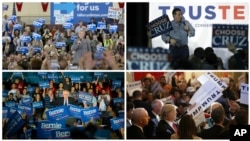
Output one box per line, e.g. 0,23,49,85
169,45,189,68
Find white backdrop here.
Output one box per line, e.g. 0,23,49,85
149,0,249,69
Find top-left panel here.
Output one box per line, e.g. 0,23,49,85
2,2,125,70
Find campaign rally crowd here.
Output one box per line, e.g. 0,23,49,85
127,72,248,139
2,72,124,139
2,14,124,70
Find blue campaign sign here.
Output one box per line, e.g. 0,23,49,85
68,105,84,119
12,72,23,78
5,101,16,108
39,81,49,89
33,47,42,54
51,128,71,139
47,73,59,80
55,42,66,48
13,24,22,30
46,106,70,122
33,21,43,29
212,24,248,48
8,15,16,21
33,101,44,108
78,92,93,104
37,120,64,139
70,35,78,42
20,36,32,43
17,104,33,116
82,107,99,122
109,25,118,33
63,22,73,29
32,33,41,40
112,80,122,89
3,89,8,97
110,117,124,130
71,75,81,83
9,107,22,116
37,18,46,24
127,47,170,70
27,86,35,94
25,129,32,139
147,14,173,38
21,95,32,105
118,110,124,117
16,46,29,54
97,22,106,29
51,2,113,24
94,72,103,77
5,111,25,137
3,107,9,119
112,98,124,106
87,24,97,32
38,72,48,77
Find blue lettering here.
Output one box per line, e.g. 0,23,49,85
205,6,216,19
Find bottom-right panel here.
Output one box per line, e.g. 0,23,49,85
126,71,248,140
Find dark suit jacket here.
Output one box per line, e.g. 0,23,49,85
127,125,146,139
133,100,152,115
198,124,224,139
144,114,159,139
55,97,76,106
156,120,176,139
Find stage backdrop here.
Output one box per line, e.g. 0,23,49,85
149,0,249,69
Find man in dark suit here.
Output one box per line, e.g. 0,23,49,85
127,108,149,139
198,104,225,139
132,90,152,115
156,104,178,139
144,99,164,139
56,90,76,106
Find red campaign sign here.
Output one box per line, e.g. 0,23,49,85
41,2,49,12
118,2,124,8
16,2,23,12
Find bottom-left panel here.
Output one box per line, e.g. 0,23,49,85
2,72,125,139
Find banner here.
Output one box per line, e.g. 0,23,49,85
70,75,81,83
63,22,73,29
51,128,71,139
212,24,248,48
16,46,29,54
126,81,142,96
20,36,32,43
46,106,70,122
21,95,32,105
109,25,118,33
39,81,49,89
32,33,41,40
3,107,9,119
127,47,170,70
97,22,106,29
188,72,227,118
17,104,33,116
240,83,248,105
82,107,99,122
113,98,124,106
55,42,66,48
94,72,103,77
13,24,22,30
9,107,22,117
5,101,16,108
108,7,122,20
37,120,64,139
112,80,122,89
147,14,173,38
12,72,23,78
87,24,97,32
33,47,42,54
33,101,44,108
78,92,93,104
51,2,113,24
110,117,124,130
33,21,43,29
68,105,84,118
5,111,25,137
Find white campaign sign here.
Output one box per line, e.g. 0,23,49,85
149,1,249,69
126,81,142,97
240,83,248,105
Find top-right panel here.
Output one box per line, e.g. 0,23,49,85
126,1,249,70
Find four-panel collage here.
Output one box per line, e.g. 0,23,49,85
1,0,249,140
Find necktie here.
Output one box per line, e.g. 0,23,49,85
173,123,178,133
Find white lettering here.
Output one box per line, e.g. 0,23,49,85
41,123,62,129
49,109,64,116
